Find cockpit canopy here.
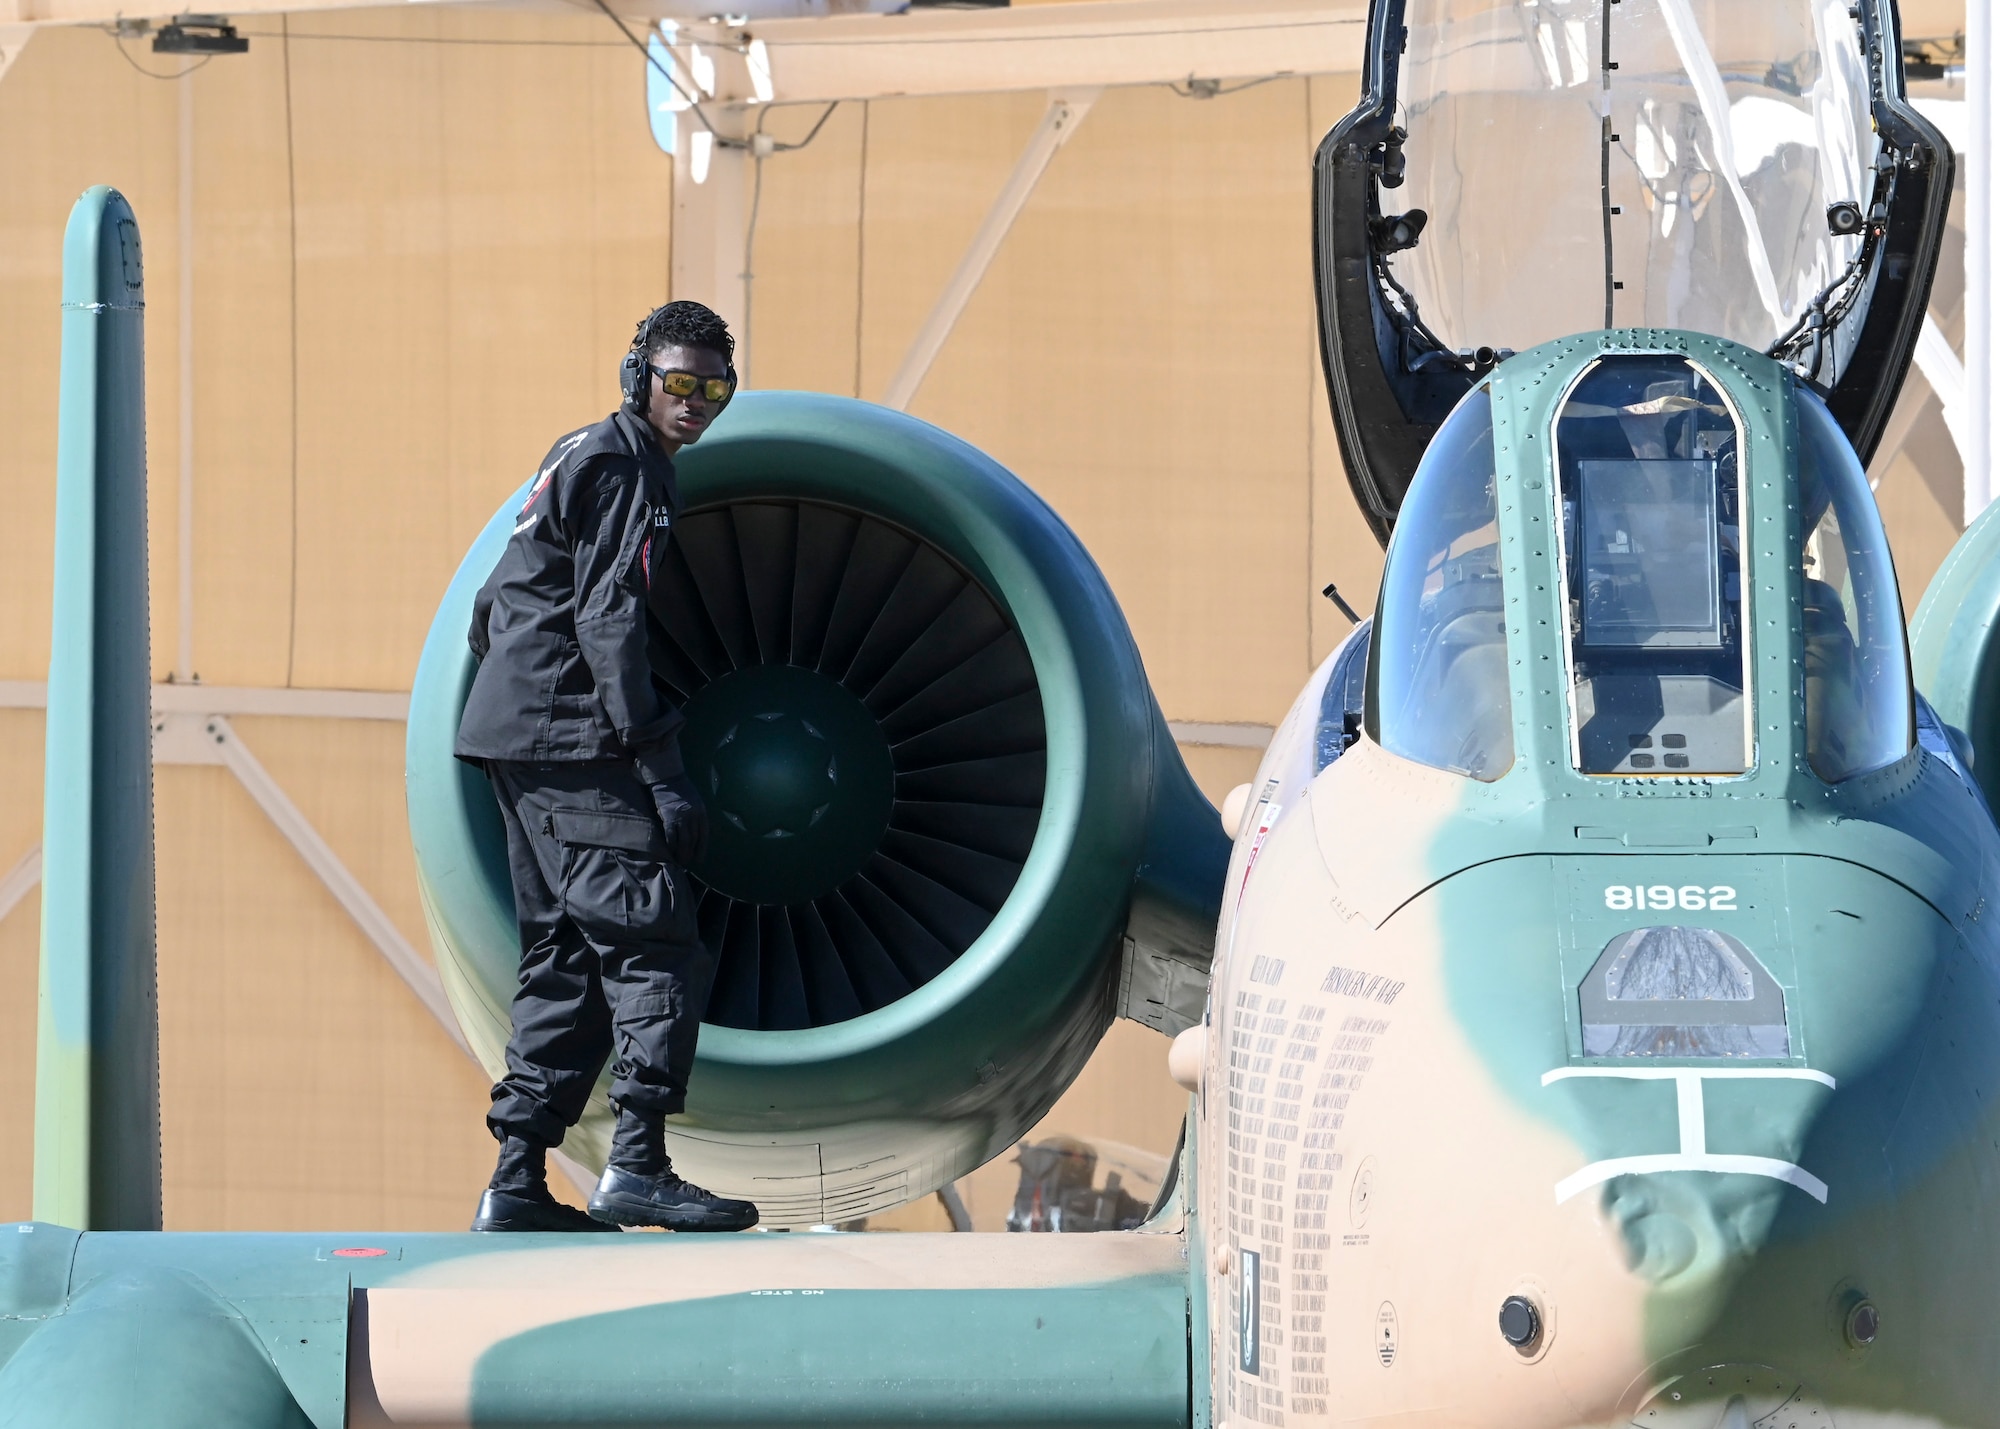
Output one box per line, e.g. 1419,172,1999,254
1365,386,1512,781
1366,352,1912,785
1315,0,1951,542
1556,356,1749,776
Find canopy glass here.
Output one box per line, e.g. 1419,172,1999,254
1393,0,1876,358
1366,386,1514,782
1313,0,1950,542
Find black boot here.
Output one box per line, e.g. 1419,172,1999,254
473,1135,621,1233
588,1106,759,1232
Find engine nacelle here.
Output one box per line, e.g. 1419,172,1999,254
407,392,1229,1224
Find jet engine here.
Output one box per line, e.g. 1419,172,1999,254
406,392,1230,1224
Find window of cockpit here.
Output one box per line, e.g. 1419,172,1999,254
1555,357,1749,776
1365,386,1513,781
1796,387,1913,782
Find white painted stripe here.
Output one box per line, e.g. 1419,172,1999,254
1542,1064,1834,1205
1541,1066,1835,1087
1676,1074,1705,1157
1553,1153,1828,1205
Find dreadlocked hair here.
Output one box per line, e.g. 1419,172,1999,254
632,300,735,364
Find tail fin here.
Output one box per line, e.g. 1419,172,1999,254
33,187,161,1230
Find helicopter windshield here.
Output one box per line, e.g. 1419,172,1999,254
1391,0,1876,357
1797,387,1912,781
1367,387,1513,781
1555,356,1749,776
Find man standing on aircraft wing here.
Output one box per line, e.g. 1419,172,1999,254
456,301,759,1234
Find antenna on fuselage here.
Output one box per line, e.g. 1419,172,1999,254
1321,583,1364,625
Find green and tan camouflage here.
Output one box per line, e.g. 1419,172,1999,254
13,174,2000,1429
1192,329,2000,1429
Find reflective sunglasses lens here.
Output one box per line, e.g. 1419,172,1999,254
703,379,734,402
661,372,700,397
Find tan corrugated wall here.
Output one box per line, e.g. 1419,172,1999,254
0,5,1977,1228
0,12,1378,1229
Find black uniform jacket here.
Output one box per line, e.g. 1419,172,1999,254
456,408,684,782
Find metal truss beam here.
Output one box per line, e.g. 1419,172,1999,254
149,712,467,1051
0,843,41,924
0,681,408,720
882,88,1097,412
3,0,1364,101
656,0,1364,105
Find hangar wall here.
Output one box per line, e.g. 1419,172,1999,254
0,2,1972,1231
0,10,1379,1229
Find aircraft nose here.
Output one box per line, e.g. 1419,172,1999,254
1598,1169,1787,1288
1538,1064,1835,1335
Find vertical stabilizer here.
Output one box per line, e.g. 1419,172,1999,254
33,187,161,1230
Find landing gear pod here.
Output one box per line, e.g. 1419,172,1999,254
407,392,1229,1224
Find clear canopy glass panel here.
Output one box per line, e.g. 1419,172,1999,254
1367,386,1515,781
1554,355,1749,776
1796,386,1913,782
1390,0,1876,355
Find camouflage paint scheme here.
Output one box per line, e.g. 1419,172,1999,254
1195,330,2000,1429
0,187,1209,1429
0,1220,1190,1427
32,186,159,1236
8,194,2000,1429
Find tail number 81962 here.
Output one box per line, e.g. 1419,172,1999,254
1605,885,1737,912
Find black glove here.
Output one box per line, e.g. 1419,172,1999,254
649,772,709,868
637,740,707,867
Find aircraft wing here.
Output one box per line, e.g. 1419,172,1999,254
0,1219,1195,1427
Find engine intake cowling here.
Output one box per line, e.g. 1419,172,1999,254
407,393,1228,1224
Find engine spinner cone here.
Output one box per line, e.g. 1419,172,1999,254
682,663,894,907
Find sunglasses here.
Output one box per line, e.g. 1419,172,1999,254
650,365,735,403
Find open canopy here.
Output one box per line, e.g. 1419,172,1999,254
1315,0,1953,543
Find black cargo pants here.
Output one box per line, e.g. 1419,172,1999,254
484,759,715,1147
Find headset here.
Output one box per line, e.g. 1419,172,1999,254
621,340,738,410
